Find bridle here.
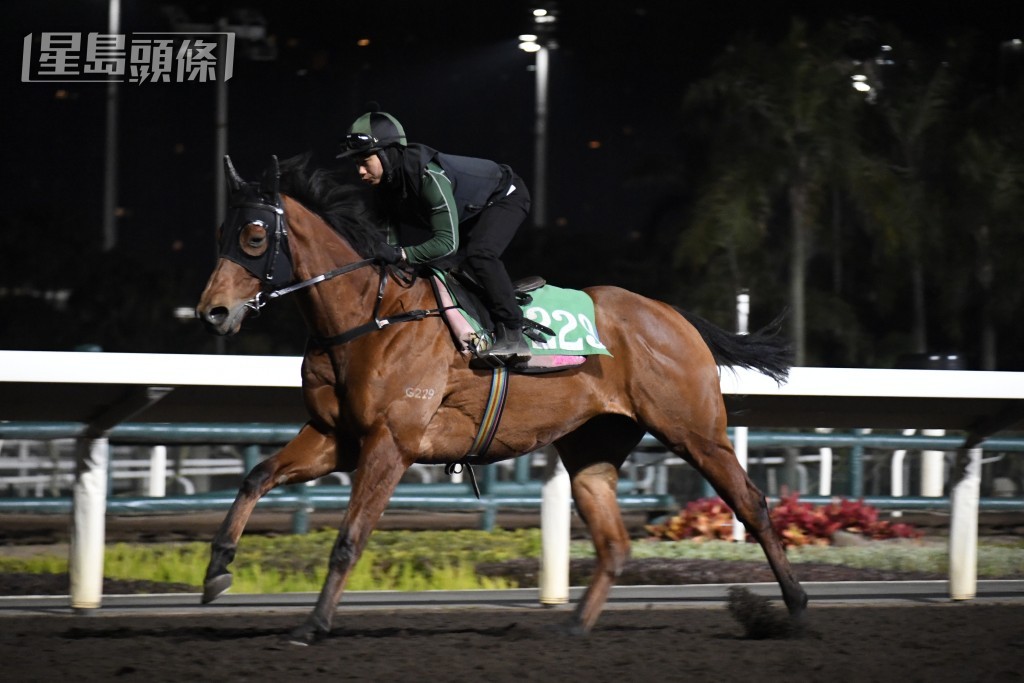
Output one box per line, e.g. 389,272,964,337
218,155,436,345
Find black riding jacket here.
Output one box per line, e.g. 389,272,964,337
378,144,514,264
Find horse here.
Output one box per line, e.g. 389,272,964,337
196,155,807,645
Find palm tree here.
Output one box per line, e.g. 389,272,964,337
681,19,867,365
854,35,956,356
953,81,1024,369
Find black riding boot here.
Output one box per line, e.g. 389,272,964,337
483,322,531,361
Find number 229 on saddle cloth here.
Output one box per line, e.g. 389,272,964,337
523,285,612,357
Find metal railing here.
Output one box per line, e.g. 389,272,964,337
2,423,1022,532
0,422,675,531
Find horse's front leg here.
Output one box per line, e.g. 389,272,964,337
288,428,409,645
202,422,338,603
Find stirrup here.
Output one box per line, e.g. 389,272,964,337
481,343,530,361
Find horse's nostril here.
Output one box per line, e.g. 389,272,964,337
204,306,229,325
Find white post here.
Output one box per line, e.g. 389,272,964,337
815,428,833,496
921,428,946,496
890,428,917,517
731,290,750,542
148,445,167,497
539,448,570,605
949,447,982,600
735,290,750,336
891,449,905,498
70,437,109,611
731,426,748,542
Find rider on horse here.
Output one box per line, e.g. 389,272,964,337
338,109,532,362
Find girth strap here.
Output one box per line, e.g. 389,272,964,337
445,366,511,499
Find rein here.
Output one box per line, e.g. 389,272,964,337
245,260,444,348
244,257,376,313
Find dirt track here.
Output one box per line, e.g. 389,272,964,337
4,511,1024,681
5,603,1024,682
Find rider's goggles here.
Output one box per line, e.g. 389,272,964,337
344,133,379,152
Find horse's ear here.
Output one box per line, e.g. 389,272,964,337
224,155,245,194
260,155,280,196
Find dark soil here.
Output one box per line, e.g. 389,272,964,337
5,604,1024,682
3,512,1023,682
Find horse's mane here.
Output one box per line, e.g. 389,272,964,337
278,153,383,257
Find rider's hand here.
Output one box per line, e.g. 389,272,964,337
373,242,405,264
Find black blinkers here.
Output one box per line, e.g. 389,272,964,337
217,155,294,286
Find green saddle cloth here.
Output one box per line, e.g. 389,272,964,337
520,285,612,357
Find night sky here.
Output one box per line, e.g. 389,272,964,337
4,1,1021,302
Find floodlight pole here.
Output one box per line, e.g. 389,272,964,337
102,0,121,251
215,17,229,237
532,44,549,229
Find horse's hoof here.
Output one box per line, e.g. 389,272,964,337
201,573,232,604
543,619,587,637
286,622,326,647
728,586,800,639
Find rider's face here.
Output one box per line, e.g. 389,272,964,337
357,154,383,185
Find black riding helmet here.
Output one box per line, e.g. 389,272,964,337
337,111,408,158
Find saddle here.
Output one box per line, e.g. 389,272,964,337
428,268,610,374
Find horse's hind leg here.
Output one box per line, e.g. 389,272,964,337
677,429,808,622
555,417,644,634
202,422,339,603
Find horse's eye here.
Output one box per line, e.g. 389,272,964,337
240,223,269,256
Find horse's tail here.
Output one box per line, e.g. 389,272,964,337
675,308,792,384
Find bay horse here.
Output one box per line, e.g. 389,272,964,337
196,155,807,645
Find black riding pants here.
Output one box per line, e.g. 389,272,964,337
461,177,531,327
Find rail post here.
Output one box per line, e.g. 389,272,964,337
949,447,982,599
242,444,262,473
68,385,172,611
539,447,570,605
479,465,498,531
70,436,108,612
849,430,866,498
289,483,312,534
731,426,749,542
815,427,833,495
921,429,946,497
148,445,167,497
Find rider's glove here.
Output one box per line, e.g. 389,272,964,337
373,242,404,264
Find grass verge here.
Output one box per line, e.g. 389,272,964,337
1,529,1021,593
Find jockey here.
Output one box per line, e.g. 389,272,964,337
338,109,532,362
